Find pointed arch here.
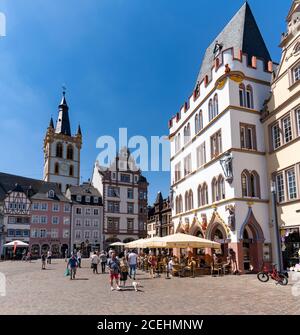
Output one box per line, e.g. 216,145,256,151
195,114,199,134
205,211,230,240
239,208,265,242
189,189,194,210
213,93,219,118
208,99,213,121
202,183,208,205
197,184,202,207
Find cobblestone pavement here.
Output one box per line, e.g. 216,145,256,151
0,259,299,315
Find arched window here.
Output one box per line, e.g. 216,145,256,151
212,177,218,202
241,171,249,197
294,42,300,53
56,143,63,158
54,162,59,175
189,190,194,210
195,114,199,134
69,165,74,177
197,185,202,207
246,85,254,109
175,196,179,214
239,83,245,107
250,171,260,198
208,99,213,121
186,123,191,142
179,195,183,213
213,94,219,118
185,191,189,211
67,145,74,160
202,183,208,205
183,126,188,144
199,110,203,131
218,175,225,200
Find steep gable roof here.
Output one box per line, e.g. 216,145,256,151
195,2,271,86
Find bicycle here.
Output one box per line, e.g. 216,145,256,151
257,263,288,286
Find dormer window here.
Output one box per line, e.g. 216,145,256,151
213,41,223,58
93,197,98,203
48,190,55,198
76,195,82,202
85,196,90,203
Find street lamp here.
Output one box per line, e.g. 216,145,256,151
270,181,283,272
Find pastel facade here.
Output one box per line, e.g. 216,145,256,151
0,173,71,258
30,191,71,258
262,1,300,268
66,183,103,255
168,3,276,272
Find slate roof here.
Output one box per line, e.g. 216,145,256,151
55,93,71,136
0,172,69,202
195,2,271,86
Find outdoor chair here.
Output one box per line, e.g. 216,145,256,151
211,263,222,276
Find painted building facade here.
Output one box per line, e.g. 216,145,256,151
147,192,173,238
66,183,103,255
30,187,71,258
43,91,82,193
168,3,276,272
262,0,300,268
0,173,71,258
92,147,148,249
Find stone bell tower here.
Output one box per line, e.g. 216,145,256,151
43,90,82,192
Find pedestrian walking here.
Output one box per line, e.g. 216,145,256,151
64,249,68,262
47,250,52,264
108,247,114,259
99,250,107,274
77,250,82,268
128,250,138,280
107,251,121,291
91,252,100,274
148,253,157,278
120,256,129,287
67,254,78,280
41,253,46,270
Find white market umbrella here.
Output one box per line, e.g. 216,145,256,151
109,242,126,246
3,240,29,247
125,239,145,249
142,236,166,248
160,233,221,249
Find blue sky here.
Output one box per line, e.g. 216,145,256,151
0,0,290,203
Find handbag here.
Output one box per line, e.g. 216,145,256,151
64,267,70,276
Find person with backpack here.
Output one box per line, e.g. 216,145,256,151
107,251,121,291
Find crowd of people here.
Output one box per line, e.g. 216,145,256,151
37,246,239,290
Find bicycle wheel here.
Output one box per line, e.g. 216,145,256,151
277,274,288,286
257,272,269,282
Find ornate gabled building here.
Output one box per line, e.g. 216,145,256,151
0,172,71,258
168,3,276,273
262,0,300,269
43,91,82,193
147,192,173,238
92,147,148,249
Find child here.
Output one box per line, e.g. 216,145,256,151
120,257,129,287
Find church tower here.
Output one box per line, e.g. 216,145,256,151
43,91,82,192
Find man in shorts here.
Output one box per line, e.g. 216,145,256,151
107,251,121,291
